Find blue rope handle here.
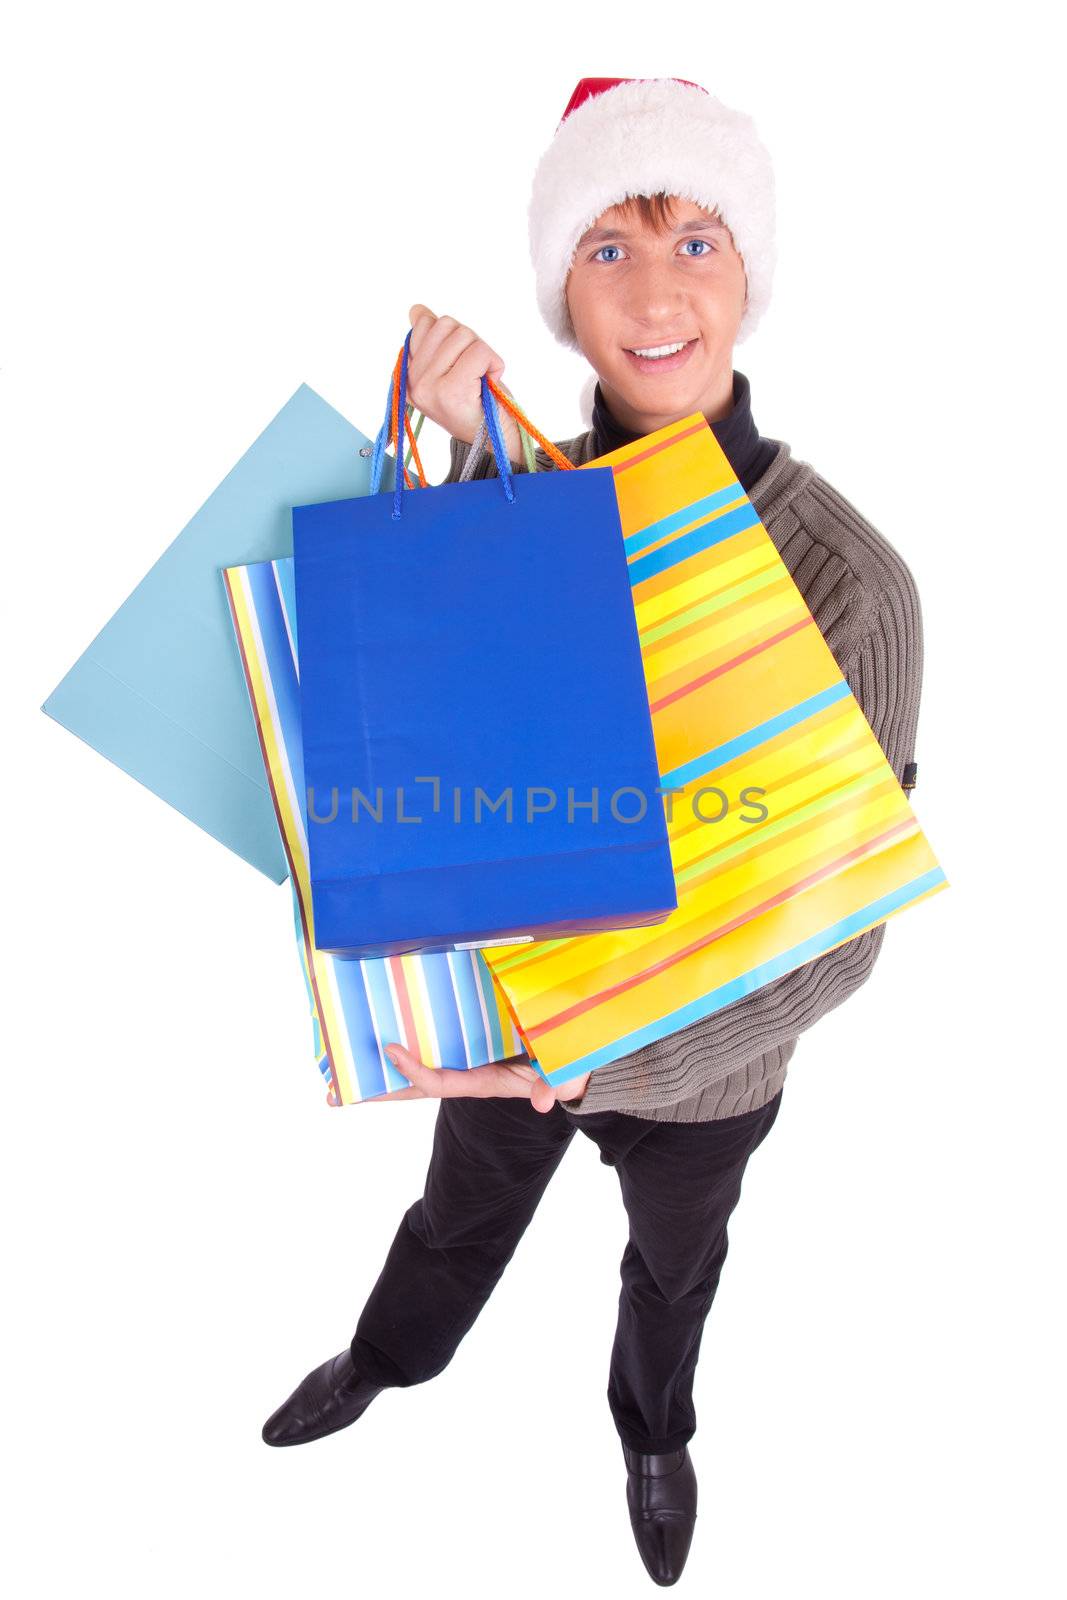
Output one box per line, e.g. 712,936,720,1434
369,329,517,513
390,327,414,520
480,375,516,503
368,363,396,497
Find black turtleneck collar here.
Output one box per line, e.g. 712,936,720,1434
590,369,779,496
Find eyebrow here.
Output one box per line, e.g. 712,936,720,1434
578,215,727,247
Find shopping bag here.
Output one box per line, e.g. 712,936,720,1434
222,554,527,1104
41,384,384,881
478,410,949,1086
290,332,677,959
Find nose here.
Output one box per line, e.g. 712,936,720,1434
623,255,688,332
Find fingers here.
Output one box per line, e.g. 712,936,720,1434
364,1085,425,1103
406,310,502,401
402,306,510,445
384,1044,554,1104
371,1044,428,1102
407,304,436,359
385,1043,441,1095
508,1064,542,1083
529,1078,559,1115
414,321,502,397
385,1043,474,1100
443,330,505,385
409,310,462,374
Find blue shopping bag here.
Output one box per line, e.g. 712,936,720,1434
291,331,677,959
41,384,387,880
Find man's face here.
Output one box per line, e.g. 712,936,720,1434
565,196,748,433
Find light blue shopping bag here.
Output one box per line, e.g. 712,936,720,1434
41,384,387,880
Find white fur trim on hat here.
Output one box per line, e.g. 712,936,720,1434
528,79,776,352
578,370,599,426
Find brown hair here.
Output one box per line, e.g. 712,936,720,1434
611,192,724,234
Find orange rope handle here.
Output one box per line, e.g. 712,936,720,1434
485,377,575,472
404,409,427,486
389,351,429,490
389,352,414,489
388,342,574,479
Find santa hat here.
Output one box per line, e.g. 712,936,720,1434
527,77,777,374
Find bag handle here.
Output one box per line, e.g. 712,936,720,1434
483,379,574,473
372,374,508,485
459,406,539,482
371,329,519,517
370,330,576,512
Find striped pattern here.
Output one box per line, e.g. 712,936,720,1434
222,557,523,1106
481,414,948,1087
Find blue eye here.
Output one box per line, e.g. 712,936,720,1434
592,239,715,263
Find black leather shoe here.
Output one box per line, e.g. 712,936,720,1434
262,1349,385,1447
622,1443,698,1586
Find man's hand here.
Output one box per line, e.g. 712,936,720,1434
368,1042,591,1115
550,1070,593,1108
406,304,523,464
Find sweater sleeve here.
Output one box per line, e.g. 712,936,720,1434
562,571,925,1116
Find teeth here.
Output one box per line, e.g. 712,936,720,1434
630,340,689,359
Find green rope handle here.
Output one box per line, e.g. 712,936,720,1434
403,407,426,472
518,414,538,473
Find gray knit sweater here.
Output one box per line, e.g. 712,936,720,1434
445,417,924,1124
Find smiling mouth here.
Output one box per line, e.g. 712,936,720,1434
626,337,698,356
623,337,700,372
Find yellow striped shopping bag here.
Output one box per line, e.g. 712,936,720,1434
481,412,948,1087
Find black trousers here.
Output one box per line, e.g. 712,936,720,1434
350,1087,784,1454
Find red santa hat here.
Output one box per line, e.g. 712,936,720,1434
527,77,777,355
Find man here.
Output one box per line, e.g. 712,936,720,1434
262,78,923,1589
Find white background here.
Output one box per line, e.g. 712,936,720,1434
3,4,1063,1596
